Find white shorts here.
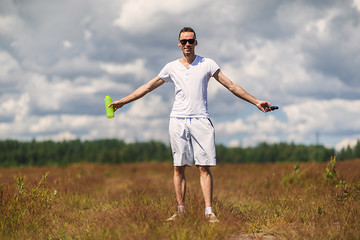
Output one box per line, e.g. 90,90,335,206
169,117,216,167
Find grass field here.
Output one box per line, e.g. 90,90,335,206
1,158,359,239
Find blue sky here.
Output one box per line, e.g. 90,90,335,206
1,0,360,150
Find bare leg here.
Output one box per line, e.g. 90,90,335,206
174,166,186,207
197,166,213,208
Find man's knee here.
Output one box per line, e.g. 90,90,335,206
174,166,186,176
197,166,212,176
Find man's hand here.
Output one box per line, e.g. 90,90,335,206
108,100,124,112
256,101,273,112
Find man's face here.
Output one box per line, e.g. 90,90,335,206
178,32,197,56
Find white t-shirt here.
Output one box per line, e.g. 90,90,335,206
158,55,220,118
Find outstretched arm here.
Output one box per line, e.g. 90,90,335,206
213,69,272,112
109,76,165,112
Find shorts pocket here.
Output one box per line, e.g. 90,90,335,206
207,118,214,128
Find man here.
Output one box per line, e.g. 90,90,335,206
109,27,273,223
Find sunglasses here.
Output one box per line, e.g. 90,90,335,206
179,39,196,45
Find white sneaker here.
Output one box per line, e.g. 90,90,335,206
205,213,219,223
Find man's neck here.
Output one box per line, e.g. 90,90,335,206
180,54,196,67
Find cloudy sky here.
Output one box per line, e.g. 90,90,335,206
1,0,360,150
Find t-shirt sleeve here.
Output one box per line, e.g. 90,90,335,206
158,63,173,83
207,58,220,76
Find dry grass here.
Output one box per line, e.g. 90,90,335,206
0,159,359,239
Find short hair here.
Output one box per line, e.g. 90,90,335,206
178,27,197,40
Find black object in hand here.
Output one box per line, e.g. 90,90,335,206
269,105,279,110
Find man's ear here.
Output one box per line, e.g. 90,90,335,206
178,41,181,47
195,40,198,46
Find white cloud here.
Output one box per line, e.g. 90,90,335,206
24,74,69,111
353,0,360,12
228,139,240,147
0,51,20,79
127,94,170,118
213,98,360,147
0,93,30,121
100,59,153,81
35,131,78,142
62,40,73,49
335,137,360,151
83,30,92,41
0,14,23,38
47,55,100,75
284,99,360,134
113,0,209,33
19,73,127,115
242,135,281,148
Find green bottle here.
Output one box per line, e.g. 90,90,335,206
104,96,114,118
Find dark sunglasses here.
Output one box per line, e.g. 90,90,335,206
179,39,196,45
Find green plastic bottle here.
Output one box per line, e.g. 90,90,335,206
104,96,114,118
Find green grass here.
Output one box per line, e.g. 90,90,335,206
0,159,359,239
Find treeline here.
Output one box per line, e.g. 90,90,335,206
217,142,337,163
0,139,359,167
336,140,360,160
0,139,172,167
